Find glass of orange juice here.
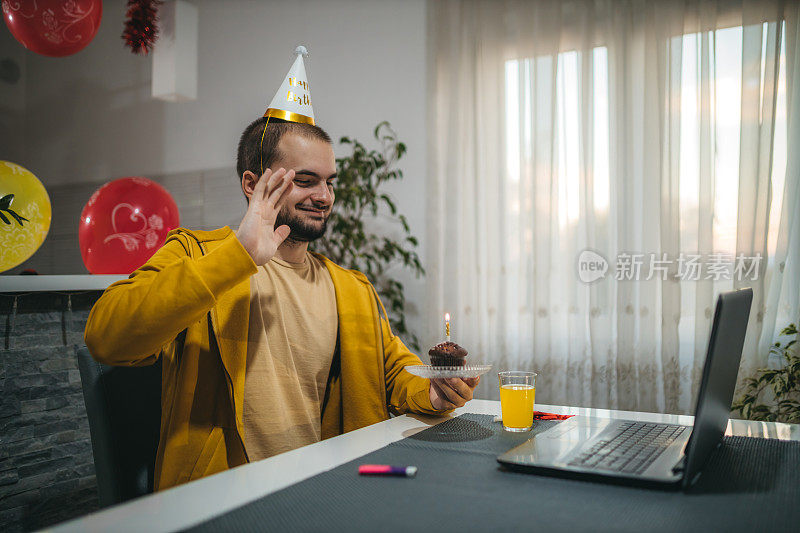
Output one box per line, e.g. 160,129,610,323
498,371,537,432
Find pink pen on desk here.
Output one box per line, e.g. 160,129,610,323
358,464,418,477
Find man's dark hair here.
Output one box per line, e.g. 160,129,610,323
236,117,332,182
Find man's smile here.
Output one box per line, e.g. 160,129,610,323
297,205,327,218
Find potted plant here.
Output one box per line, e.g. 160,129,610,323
312,122,425,350
731,323,800,423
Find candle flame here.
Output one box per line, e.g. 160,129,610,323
445,312,450,321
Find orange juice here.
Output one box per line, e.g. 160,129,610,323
500,384,535,430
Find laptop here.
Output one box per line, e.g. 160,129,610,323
497,288,753,490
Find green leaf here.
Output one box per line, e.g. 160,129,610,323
758,370,779,383
0,211,9,225
0,194,13,210
380,194,397,215
374,121,389,139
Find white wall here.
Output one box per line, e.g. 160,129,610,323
0,20,26,164
2,0,429,343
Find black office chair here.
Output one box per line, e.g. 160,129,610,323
76,345,161,508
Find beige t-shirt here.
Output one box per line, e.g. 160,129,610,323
243,252,338,461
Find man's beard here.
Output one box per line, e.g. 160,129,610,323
275,205,329,242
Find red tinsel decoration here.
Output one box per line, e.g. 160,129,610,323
122,0,162,55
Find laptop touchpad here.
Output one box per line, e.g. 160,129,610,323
501,417,613,465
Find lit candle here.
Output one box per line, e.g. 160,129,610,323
445,312,451,342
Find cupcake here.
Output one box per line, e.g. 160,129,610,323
428,341,468,367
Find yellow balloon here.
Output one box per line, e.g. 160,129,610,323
0,161,52,273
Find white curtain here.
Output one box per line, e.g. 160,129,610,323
426,0,800,414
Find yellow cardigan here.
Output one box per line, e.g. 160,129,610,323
84,226,441,490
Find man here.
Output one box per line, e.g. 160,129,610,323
84,118,479,490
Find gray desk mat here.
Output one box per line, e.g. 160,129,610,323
187,414,800,533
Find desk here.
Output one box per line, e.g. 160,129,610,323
48,400,800,533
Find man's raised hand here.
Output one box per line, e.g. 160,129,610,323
235,168,295,265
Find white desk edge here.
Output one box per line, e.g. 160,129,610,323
45,399,800,533
0,275,125,292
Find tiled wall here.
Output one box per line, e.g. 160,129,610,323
0,291,102,532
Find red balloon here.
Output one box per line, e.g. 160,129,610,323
2,0,102,57
79,177,180,274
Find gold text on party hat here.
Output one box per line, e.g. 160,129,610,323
286,91,310,105
288,77,308,90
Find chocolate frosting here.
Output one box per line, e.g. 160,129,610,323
428,341,468,359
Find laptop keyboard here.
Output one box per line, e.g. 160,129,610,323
567,422,686,475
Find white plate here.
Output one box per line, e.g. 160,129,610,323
404,364,493,379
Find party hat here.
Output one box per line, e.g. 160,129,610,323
264,45,315,125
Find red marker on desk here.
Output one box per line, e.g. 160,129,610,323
358,464,418,477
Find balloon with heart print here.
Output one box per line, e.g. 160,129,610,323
2,0,103,57
79,177,180,274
